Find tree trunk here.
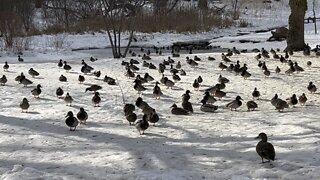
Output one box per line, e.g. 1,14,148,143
286,0,307,51
198,0,208,10
313,0,317,34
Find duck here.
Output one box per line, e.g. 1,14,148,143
299,93,307,106
241,70,251,79
135,97,152,111
180,69,186,76
200,99,218,113
176,61,182,69
255,133,275,163
202,91,216,104
28,68,39,78
104,75,116,85
144,73,154,82
275,66,281,74
135,114,149,135
56,87,64,98
123,103,135,115
63,61,72,72
307,61,312,67
59,74,67,82
93,70,101,79
65,111,79,131
172,72,181,82
226,96,243,111
285,64,295,75
90,57,97,62
130,59,139,64
222,53,232,62
146,109,159,126
125,68,135,78
81,64,92,74
153,82,163,99
158,63,165,74
171,104,189,115
77,107,88,125
148,63,156,69
126,111,137,126
232,47,240,54
219,62,228,70
246,101,258,111
255,54,261,60
85,85,102,93
263,69,271,78
92,92,101,107
287,94,298,107
134,80,146,96
64,92,73,106
78,75,85,84
193,79,200,90
208,56,215,61
182,90,191,102
31,84,42,98
271,94,280,107
18,55,24,62
0,75,7,85
293,62,304,72
194,55,201,61
214,90,226,100
81,60,94,71
20,77,33,87
58,59,63,68
182,99,193,113
142,61,149,67
20,98,29,113
275,99,288,112
3,61,9,71
197,76,203,85
218,75,229,84
15,73,25,83
163,77,175,89
307,82,317,93
252,88,260,99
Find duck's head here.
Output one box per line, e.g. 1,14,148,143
170,104,177,108
236,96,242,101
66,111,73,117
255,132,268,142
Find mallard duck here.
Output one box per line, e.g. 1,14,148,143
77,107,88,125
202,91,216,104
64,92,73,106
147,109,159,126
65,111,79,131
126,111,137,126
58,59,63,68
0,75,7,85
135,114,149,135
200,99,218,113
246,101,258,111
163,77,175,89
56,87,64,98
275,66,281,74
255,133,275,163
287,94,298,107
193,79,199,90
153,82,163,99
182,100,193,113
307,82,317,93
31,84,42,98
3,61,9,71
28,68,39,78
78,75,85,84
171,104,189,115
252,88,260,99
59,74,67,82
18,55,24,62
93,70,101,79
92,92,101,107
63,61,72,72
218,75,229,84
226,96,242,111
123,103,135,115
298,93,307,106
85,85,102,93
20,98,29,113
20,78,33,87
104,75,116,85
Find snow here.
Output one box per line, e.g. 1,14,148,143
0,1,320,179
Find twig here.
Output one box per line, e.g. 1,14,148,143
116,78,126,104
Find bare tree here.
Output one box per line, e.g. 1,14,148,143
286,0,307,51
100,0,145,58
312,0,317,34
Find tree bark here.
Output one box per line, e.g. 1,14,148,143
286,0,307,51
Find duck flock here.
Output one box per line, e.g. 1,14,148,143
1,44,320,171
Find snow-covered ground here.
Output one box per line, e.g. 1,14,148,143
1,1,320,179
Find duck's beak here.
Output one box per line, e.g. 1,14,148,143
65,114,69,118
254,136,260,139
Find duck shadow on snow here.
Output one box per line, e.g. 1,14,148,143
0,112,316,177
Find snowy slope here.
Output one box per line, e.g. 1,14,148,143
0,47,320,179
